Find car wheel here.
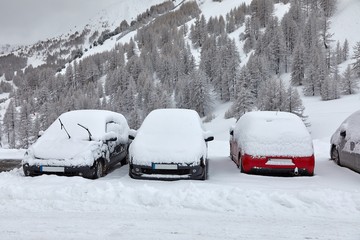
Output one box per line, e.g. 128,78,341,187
128,166,141,179
120,154,129,166
203,159,209,180
23,165,32,177
94,160,104,179
331,146,341,166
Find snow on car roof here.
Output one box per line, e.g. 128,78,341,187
234,111,313,157
129,109,207,165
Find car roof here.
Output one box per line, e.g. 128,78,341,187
139,108,203,134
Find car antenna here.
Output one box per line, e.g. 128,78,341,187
77,123,92,141
59,118,71,139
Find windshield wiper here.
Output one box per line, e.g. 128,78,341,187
59,118,71,139
77,123,92,141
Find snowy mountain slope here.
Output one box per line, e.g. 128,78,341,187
331,0,360,55
0,0,168,46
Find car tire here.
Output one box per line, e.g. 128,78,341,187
204,159,209,180
128,166,141,179
23,165,32,177
331,146,341,166
94,160,104,179
120,154,129,166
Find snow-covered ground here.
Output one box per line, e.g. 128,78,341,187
0,95,360,239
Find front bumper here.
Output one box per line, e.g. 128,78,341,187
23,163,95,178
129,163,206,180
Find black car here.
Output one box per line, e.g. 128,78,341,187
22,110,130,179
330,110,360,173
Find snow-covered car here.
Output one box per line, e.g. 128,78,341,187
230,111,315,176
128,109,214,180
22,110,130,179
330,110,360,173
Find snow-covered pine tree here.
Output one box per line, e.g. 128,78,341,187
303,48,323,96
352,41,360,78
342,39,349,62
189,69,213,117
3,100,17,148
225,69,254,119
284,85,308,123
257,78,287,112
190,15,207,48
341,64,359,95
18,102,33,148
335,41,342,64
266,20,286,75
291,41,305,86
250,0,274,28
320,50,341,101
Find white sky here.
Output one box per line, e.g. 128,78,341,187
0,0,119,45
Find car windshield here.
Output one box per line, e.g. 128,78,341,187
40,111,108,142
139,109,203,137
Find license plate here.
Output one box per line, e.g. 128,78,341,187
41,166,65,173
152,164,178,170
266,159,294,166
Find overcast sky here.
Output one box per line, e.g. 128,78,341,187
0,0,118,45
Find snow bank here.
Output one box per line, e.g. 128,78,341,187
0,149,25,160
129,109,208,165
234,111,313,157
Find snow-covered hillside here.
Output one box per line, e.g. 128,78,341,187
331,0,360,55
0,0,168,46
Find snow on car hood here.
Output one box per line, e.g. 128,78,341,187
32,138,101,160
23,110,129,166
234,111,313,157
129,109,207,166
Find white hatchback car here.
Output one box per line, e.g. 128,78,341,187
22,110,130,179
128,109,214,180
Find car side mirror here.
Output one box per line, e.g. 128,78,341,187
205,136,214,142
229,125,235,136
103,132,118,142
38,130,44,138
340,131,346,138
204,131,214,142
129,129,137,140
